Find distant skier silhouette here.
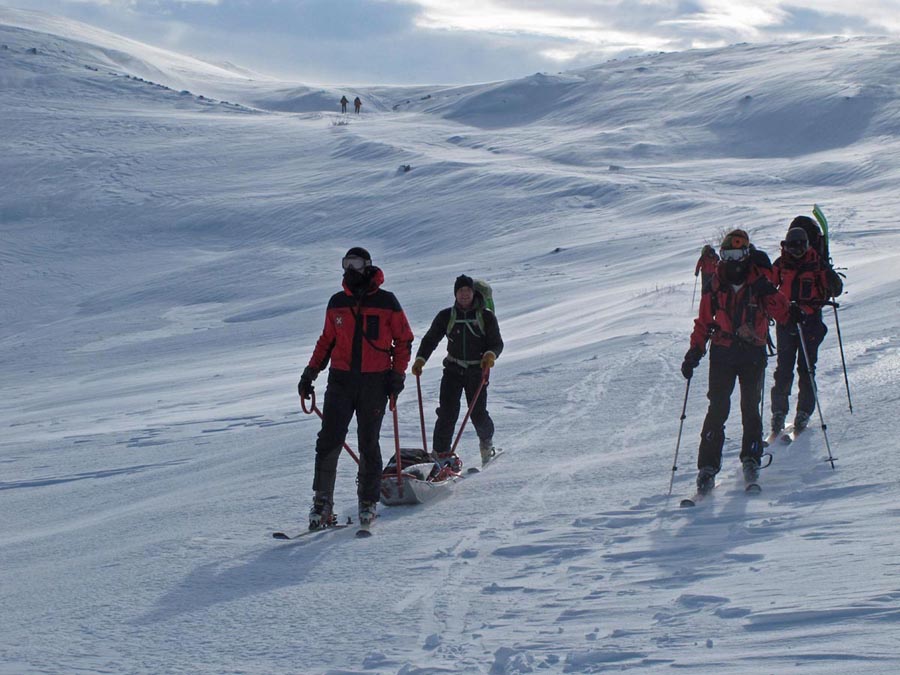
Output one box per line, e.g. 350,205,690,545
354,96,362,114
340,95,349,114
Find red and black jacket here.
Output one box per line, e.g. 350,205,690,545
308,267,413,374
690,265,789,352
771,248,840,316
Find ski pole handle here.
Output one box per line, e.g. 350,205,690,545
300,389,316,415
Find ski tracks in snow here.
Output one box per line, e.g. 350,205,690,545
391,337,687,671
390,329,900,673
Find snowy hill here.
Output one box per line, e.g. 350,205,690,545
2,8,900,674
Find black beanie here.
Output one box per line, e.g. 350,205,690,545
344,247,372,265
454,274,474,293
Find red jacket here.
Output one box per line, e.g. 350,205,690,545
772,248,830,316
308,267,414,374
690,264,789,351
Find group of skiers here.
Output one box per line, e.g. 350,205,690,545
682,215,844,495
295,213,844,529
297,248,503,530
339,95,362,114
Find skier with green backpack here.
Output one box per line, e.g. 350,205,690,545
412,275,504,467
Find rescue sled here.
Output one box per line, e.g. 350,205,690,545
380,447,461,506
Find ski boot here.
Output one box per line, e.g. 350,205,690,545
742,458,760,485
479,437,497,465
308,491,334,530
794,410,811,433
358,500,377,528
696,466,716,495
770,412,786,437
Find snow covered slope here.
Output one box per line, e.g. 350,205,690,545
2,9,900,675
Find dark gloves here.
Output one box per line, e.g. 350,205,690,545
751,275,778,297
789,302,807,324
298,366,318,400
681,347,703,380
386,371,405,398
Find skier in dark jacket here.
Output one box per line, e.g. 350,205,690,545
769,224,844,436
354,96,362,114
340,95,349,113
411,275,503,467
298,247,414,529
681,229,789,493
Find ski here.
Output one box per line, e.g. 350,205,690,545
272,523,351,540
356,525,373,538
781,424,810,444
778,424,796,444
466,447,505,474
680,493,704,508
745,483,762,494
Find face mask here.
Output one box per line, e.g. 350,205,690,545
343,268,369,294
724,259,749,284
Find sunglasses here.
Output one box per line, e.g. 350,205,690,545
720,247,749,261
342,255,368,271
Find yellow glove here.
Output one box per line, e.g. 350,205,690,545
480,352,496,369
411,357,426,377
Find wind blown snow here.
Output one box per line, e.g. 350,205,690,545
2,7,900,674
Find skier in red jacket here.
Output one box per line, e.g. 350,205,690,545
681,229,789,494
298,247,414,529
769,225,844,436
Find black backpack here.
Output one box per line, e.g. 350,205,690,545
789,215,829,264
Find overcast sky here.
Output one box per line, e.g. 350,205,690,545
6,0,900,84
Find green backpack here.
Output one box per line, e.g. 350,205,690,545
447,279,494,335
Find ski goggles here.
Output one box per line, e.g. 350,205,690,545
341,255,369,271
719,247,750,261
782,239,808,252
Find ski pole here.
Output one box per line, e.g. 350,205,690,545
449,367,490,456
416,373,429,454
759,365,766,419
691,274,699,310
667,378,692,497
828,301,853,414
797,323,837,469
300,389,360,465
390,394,404,496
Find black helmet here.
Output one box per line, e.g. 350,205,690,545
782,227,809,256
785,228,808,244
342,247,372,272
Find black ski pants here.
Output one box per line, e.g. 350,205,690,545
312,370,387,504
433,363,493,454
771,315,826,417
697,344,767,472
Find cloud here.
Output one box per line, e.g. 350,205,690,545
4,0,900,83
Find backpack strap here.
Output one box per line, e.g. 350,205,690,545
446,307,485,336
